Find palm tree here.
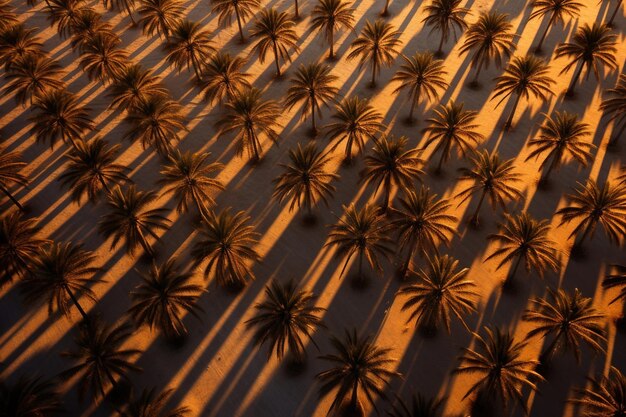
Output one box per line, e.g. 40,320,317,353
459,11,516,87
523,288,605,363
250,8,300,77
128,258,204,339
310,0,355,60
326,96,383,163
525,111,594,184
61,318,141,400
422,101,484,173
360,135,424,210
347,19,402,87
398,254,477,334
246,279,325,364
0,211,48,286
216,88,281,161
389,186,457,278
325,203,393,282
529,0,583,53
285,63,339,135
607,0,624,26
273,142,338,219
387,393,444,417
123,95,186,157
317,329,398,416
79,32,129,83
491,55,554,129
165,19,215,79
19,242,100,321
0,375,63,416
0,24,44,68
454,326,542,413
600,73,626,146
191,208,260,289
556,180,626,249
211,0,260,43
108,63,169,111
0,0,17,33
58,137,130,204
391,52,448,123
456,150,524,226
47,0,89,39
422,0,469,56
69,9,116,51
570,367,626,417
0,146,28,211
158,150,224,219
137,0,184,38
602,264,626,305
485,213,559,285
197,52,251,104
98,185,171,258
124,387,190,417
30,89,95,149
5,55,64,106
555,23,618,96
103,0,137,24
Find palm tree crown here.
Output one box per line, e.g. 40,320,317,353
360,135,424,210
0,24,44,69
348,19,402,87
398,254,477,333
59,137,130,204
5,54,65,106
570,366,626,417
0,375,63,416
602,264,626,305
456,150,524,226
137,0,185,38
422,101,484,172
391,52,448,122
108,63,168,111
326,96,383,162
0,211,48,286
556,179,626,247
389,185,457,277
0,146,29,211
387,393,444,417
529,0,583,52
284,62,339,134
124,387,190,417
523,287,605,362
454,326,542,412
491,55,554,129
250,8,300,77
600,73,626,145
317,329,398,415
78,31,128,83
273,142,338,216
525,111,594,184
61,318,141,400
486,213,559,283
191,208,261,289
158,149,224,218
555,23,618,96
310,0,355,59
326,203,393,280
422,0,469,56
216,87,281,161
98,185,171,257
20,242,100,320
211,0,260,42
197,52,251,104
165,19,215,79
246,279,324,363
459,11,516,85
128,258,204,339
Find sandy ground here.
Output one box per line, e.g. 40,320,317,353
1,0,626,415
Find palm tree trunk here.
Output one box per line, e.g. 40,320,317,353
294,0,299,18
540,334,561,363
349,380,359,411
574,221,593,248
381,0,390,16
504,93,521,130
609,120,626,146
195,197,209,222
64,285,89,320
506,253,523,284
273,42,281,76
235,7,245,42
191,54,202,80
608,0,623,25
328,28,335,59
436,148,446,172
311,98,317,133
370,59,378,86
540,153,559,184
535,13,556,53
566,62,585,96
124,1,135,24
0,184,24,211
137,227,155,258
382,176,391,210
357,250,364,281
401,236,418,279
250,131,261,160
408,86,420,122
437,33,445,56
470,189,487,225
471,59,484,85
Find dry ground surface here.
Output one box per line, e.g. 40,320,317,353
1,0,626,415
